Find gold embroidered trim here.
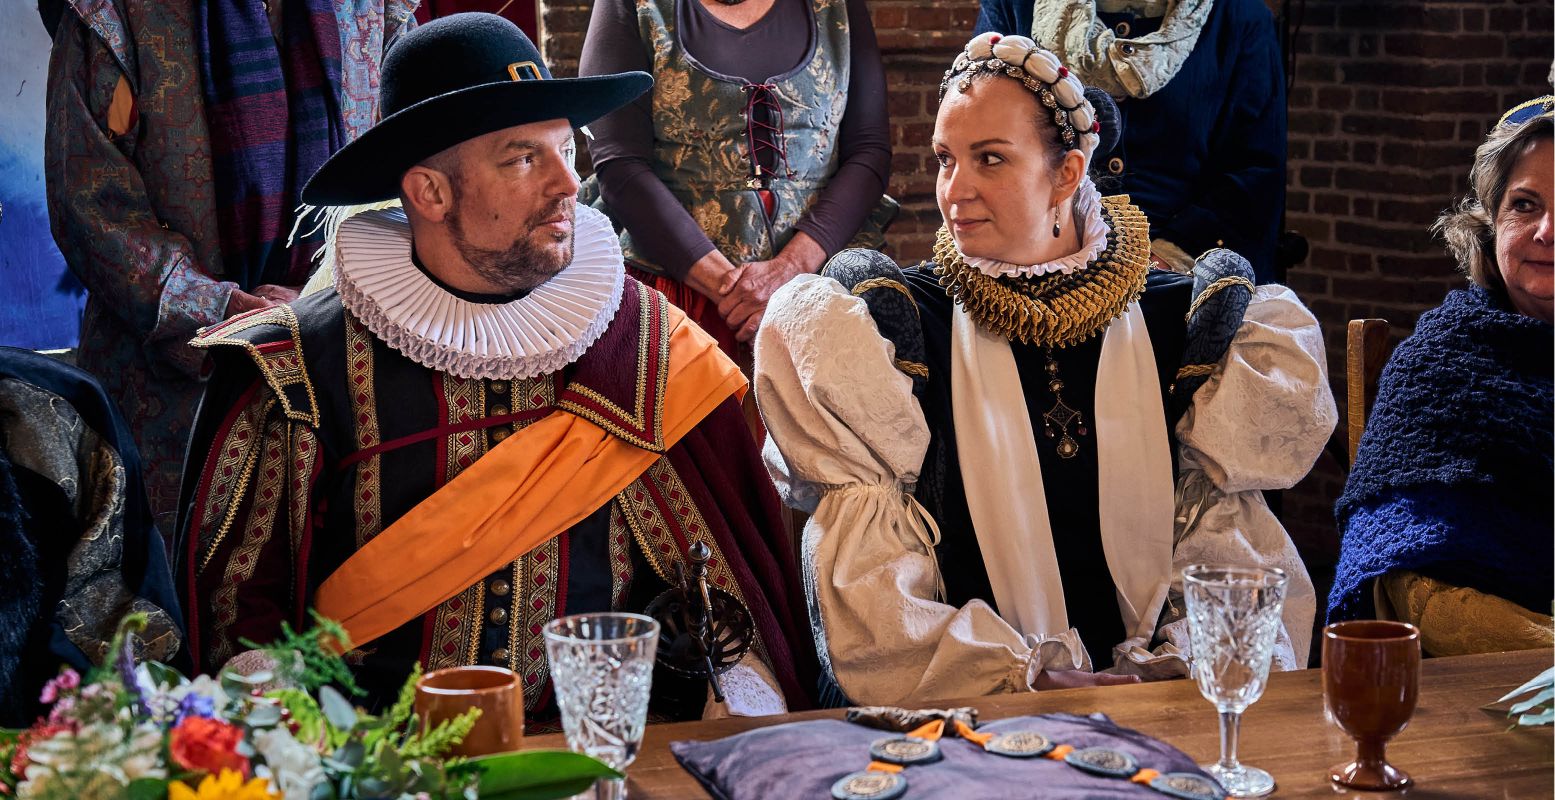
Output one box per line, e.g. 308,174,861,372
209,410,290,663
344,313,384,548
894,359,929,378
441,376,487,476
1185,275,1255,322
931,195,1151,348
515,537,560,711
1176,363,1217,379
196,397,270,575
287,425,320,564
192,305,320,426
557,284,670,452
608,504,635,610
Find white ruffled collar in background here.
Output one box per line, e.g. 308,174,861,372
963,178,1111,279
334,203,624,381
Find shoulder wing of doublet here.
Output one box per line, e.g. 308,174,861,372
192,304,322,427
821,249,930,389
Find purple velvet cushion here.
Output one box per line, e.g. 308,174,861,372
671,712,1216,799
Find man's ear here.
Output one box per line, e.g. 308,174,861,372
400,165,454,223
1050,148,1087,207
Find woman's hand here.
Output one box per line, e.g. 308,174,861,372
683,249,741,303
1034,669,1142,690
717,232,827,341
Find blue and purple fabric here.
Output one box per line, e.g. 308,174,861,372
673,712,1219,799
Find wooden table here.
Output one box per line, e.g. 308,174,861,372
526,649,1553,798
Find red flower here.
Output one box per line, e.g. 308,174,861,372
9,721,74,778
169,717,251,778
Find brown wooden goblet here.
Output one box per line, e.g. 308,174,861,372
1322,620,1421,790
415,665,524,757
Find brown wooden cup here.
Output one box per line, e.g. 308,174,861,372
1322,620,1421,791
415,665,524,757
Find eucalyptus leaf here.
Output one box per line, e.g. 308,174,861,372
247,703,284,727
1509,686,1554,715
142,661,187,689
225,669,275,686
1496,666,1554,703
356,776,392,796
126,778,169,800
334,739,366,769
310,783,337,800
1517,709,1554,727
473,750,622,799
319,685,359,730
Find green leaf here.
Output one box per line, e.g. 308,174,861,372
142,661,187,689
127,778,170,800
1509,686,1554,715
319,685,358,731
331,739,366,770
472,750,622,800
1497,666,1555,704
247,703,284,727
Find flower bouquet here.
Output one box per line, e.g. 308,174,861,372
1,613,618,799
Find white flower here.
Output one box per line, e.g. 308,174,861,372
253,726,327,799
169,674,232,718
17,722,166,798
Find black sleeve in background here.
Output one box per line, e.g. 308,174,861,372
581,0,718,279
791,0,893,258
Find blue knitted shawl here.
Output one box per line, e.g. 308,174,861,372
1329,286,1553,621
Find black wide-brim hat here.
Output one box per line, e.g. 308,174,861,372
302,13,651,206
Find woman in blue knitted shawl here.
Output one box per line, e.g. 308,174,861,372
1329,97,1554,656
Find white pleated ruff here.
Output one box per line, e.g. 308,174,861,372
334,203,625,381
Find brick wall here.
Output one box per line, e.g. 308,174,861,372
538,0,1552,570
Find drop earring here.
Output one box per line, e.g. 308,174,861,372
1052,207,1062,238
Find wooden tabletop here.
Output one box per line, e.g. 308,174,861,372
525,649,1553,798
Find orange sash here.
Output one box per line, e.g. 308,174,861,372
313,303,744,650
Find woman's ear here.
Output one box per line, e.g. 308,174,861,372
1050,148,1088,206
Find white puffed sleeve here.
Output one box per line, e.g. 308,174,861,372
1170,284,1338,669
755,275,1071,706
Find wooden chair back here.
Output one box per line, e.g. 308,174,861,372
1345,319,1392,464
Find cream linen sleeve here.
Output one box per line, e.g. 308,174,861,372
755,275,1068,706
1164,285,1337,671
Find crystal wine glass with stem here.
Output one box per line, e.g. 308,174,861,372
1182,564,1289,798
544,613,660,800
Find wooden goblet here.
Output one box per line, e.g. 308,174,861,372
1322,620,1421,791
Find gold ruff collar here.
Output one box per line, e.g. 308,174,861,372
932,195,1151,348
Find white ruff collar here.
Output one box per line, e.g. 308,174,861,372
334,203,625,381
963,179,1111,279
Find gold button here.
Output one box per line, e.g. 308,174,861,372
489,607,508,625
490,404,510,417
490,579,511,596
490,380,509,394
491,428,510,443
1115,20,1131,37
491,648,509,662
1216,239,1225,247
1108,157,1125,175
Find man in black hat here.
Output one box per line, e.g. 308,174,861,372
174,13,817,722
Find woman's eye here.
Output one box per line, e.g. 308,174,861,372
934,152,952,168
1511,197,1539,213
980,152,1004,166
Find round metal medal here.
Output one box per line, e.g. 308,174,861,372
1064,746,1141,778
983,731,1056,758
1149,772,1227,800
830,770,908,800
868,735,943,766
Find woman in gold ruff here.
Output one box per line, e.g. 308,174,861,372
754,33,1336,706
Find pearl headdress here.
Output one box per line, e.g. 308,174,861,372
940,32,1101,157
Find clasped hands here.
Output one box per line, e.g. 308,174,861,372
685,232,826,342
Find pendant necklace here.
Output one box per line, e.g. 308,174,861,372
1040,348,1088,459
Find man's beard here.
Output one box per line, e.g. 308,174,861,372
446,199,575,294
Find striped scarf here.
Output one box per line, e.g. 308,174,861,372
199,0,345,289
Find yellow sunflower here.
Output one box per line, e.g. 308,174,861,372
168,770,274,800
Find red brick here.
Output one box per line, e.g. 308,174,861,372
1384,33,1502,59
